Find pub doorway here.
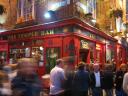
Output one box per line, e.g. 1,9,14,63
79,49,90,63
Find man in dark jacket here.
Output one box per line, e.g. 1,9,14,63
90,63,103,96
102,64,114,96
72,62,90,96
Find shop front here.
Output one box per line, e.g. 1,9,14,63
73,35,105,65
0,40,9,67
0,18,119,75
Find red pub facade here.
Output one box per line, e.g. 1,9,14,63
0,0,127,75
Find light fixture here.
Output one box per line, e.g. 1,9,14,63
44,12,51,19
91,19,96,23
40,47,43,50
32,52,35,55
44,10,55,19
110,30,114,33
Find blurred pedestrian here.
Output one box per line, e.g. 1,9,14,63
115,63,127,96
123,70,128,95
111,59,116,72
63,64,74,96
11,58,42,96
0,70,12,96
71,62,90,96
49,59,65,96
102,64,114,96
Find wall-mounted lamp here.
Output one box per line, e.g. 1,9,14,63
91,19,96,23
44,10,56,19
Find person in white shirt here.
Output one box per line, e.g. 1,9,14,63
90,63,103,96
49,59,65,96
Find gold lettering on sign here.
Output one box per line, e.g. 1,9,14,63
90,34,95,39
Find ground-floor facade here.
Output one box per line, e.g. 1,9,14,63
0,18,127,75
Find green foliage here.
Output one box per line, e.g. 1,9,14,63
85,13,92,18
0,5,6,15
110,9,123,18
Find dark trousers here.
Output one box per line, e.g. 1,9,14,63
72,91,88,96
92,87,102,96
50,92,65,96
116,88,127,96
105,89,113,96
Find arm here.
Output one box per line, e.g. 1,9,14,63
123,73,128,95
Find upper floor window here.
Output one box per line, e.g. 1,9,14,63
75,0,96,19
24,0,33,21
17,0,35,23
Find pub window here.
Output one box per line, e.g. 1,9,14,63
46,48,60,73
9,48,28,63
32,47,44,67
90,49,94,63
96,44,101,63
0,51,7,66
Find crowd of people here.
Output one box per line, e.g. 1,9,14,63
49,59,128,96
0,57,128,96
0,58,42,96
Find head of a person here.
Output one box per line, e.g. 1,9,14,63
56,59,64,68
93,63,100,72
17,58,37,76
77,62,85,71
119,63,127,72
105,64,113,71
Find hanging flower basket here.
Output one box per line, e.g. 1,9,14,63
85,13,92,18
110,9,123,18
0,4,6,15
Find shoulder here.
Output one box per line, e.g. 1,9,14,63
124,73,128,78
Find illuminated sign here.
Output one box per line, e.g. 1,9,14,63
81,40,89,49
96,44,101,50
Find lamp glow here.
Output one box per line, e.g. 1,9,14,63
40,47,43,50
44,12,51,19
91,19,96,23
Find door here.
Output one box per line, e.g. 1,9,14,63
79,49,90,63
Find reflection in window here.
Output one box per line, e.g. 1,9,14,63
96,44,101,63
10,48,30,63
17,0,35,22
96,50,100,63
32,47,44,61
106,48,111,62
46,48,60,73
0,51,7,68
90,49,94,63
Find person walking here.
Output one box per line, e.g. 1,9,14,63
11,58,42,96
49,59,65,96
90,63,103,96
71,62,90,96
115,63,127,96
102,64,114,96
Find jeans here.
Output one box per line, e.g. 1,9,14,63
105,89,113,96
92,87,103,96
116,88,127,96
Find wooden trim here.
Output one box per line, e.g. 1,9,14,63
0,18,117,42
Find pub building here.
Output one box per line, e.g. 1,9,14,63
0,0,127,75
